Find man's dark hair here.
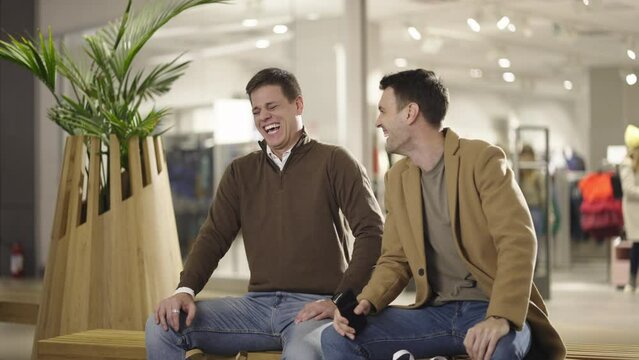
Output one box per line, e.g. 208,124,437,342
379,69,449,127
245,67,302,102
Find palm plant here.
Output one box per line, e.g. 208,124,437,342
0,0,227,198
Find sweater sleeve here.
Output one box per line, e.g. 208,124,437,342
475,145,536,331
177,162,242,295
358,171,412,312
329,147,384,295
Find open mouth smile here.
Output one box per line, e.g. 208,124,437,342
264,123,281,135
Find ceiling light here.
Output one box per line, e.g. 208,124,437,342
507,23,516,32
407,26,422,41
628,49,637,60
503,72,516,82
394,58,408,68
563,80,573,90
496,16,510,30
255,39,270,49
306,13,320,21
470,68,483,78
626,73,638,85
467,18,481,32
273,25,288,34
242,18,258,27
498,58,511,68
582,0,590,5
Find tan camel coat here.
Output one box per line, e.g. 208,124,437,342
359,129,565,360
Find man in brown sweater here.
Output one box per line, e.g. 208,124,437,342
145,68,384,360
322,69,565,360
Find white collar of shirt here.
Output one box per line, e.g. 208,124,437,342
266,145,293,170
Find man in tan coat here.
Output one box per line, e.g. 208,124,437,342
321,69,565,360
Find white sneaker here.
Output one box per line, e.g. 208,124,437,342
623,284,636,293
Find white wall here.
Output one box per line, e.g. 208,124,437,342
38,0,153,35
446,88,581,164
154,58,249,109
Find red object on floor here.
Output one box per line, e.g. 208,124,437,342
10,242,24,278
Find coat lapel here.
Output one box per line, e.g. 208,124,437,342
401,163,425,259
443,129,461,242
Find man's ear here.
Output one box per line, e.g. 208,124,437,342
405,103,420,125
295,95,304,115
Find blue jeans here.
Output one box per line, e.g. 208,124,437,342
321,301,531,360
145,292,331,360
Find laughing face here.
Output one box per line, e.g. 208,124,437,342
376,87,411,155
250,84,304,156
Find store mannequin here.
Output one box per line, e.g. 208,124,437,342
563,146,585,171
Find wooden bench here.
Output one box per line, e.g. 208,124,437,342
38,329,146,360
565,343,639,359
36,329,280,360
0,278,41,324
37,330,639,360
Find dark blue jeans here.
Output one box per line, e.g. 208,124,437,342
321,301,531,360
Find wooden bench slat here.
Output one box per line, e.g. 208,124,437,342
0,301,39,324
38,330,146,360
565,343,639,360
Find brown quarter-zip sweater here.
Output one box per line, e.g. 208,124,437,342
178,132,384,296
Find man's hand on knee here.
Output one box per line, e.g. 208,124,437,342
154,293,196,332
463,316,510,360
295,299,336,323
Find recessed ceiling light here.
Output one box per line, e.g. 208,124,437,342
582,0,590,6
273,24,288,34
507,23,516,32
407,27,422,41
255,39,270,49
496,16,510,30
498,58,511,68
394,58,408,68
628,49,637,60
503,72,516,82
242,18,258,27
563,80,573,90
467,18,481,32
626,73,637,85
470,68,483,78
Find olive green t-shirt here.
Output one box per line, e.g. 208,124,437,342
420,155,488,305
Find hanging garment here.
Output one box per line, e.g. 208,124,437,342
580,198,624,238
578,172,613,203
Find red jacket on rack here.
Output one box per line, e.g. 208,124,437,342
579,172,624,238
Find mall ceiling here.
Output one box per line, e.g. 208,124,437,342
141,0,639,98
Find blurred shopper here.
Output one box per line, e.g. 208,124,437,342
519,144,546,238
621,124,639,293
321,69,565,360
145,68,384,360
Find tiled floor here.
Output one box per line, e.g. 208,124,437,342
1,260,637,360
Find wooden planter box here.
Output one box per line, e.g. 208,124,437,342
33,135,182,355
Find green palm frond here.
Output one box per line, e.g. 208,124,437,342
1,0,229,195
0,29,57,94
93,0,228,81
133,56,190,101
